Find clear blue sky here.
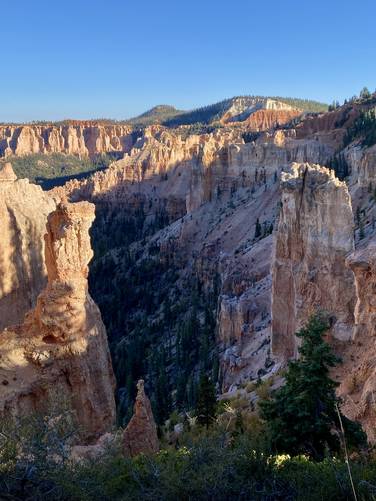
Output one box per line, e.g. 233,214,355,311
1,0,375,122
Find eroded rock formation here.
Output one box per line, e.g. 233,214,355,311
0,123,133,158
123,379,159,457
242,109,301,131
0,201,116,440
0,162,56,329
335,237,376,440
271,162,355,360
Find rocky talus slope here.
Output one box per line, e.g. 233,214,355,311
0,163,56,330
0,200,115,440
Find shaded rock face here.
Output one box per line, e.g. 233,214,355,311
334,238,376,440
0,163,56,330
0,201,116,441
218,236,273,392
271,163,355,360
0,124,133,158
347,144,376,189
123,380,159,457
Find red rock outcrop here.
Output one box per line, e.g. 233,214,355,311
123,379,159,457
243,109,301,131
0,162,56,330
0,201,116,440
271,163,355,360
0,124,133,158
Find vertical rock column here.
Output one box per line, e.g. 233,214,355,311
0,201,116,441
271,163,355,360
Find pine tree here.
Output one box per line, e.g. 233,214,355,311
195,374,217,428
255,218,262,238
360,87,371,100
260,313,366,459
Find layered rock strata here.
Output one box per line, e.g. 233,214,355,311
271,163,355,359
336,238,376,440
0,201,116,440
0,163,56,329
0,124,133,158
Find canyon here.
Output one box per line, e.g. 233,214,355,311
1,94,376,441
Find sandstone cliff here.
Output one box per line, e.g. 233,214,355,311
241,109,301,131
334,237,376,440
52,124,333,218
0,124,133,158
271,163,355,360
0,162,56,330
0,201,116,440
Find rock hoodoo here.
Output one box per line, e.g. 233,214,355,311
123,380,159,457
0,201,116,440
0,123,133,158
271,162,355,360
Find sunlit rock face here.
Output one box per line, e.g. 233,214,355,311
0,162,56,330
0,201,116,441
271,162,355,360
0,124,133,158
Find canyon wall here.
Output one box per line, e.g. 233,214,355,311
53,126,333,215
0,162,56,329
0,201,116,440
242,109,301,131
0,123,133,158
271,163,355,359
335,238,376,440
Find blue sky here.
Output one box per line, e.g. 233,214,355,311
1,0,375,122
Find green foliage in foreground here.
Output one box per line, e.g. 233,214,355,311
195,374,217,428
1,418,376,501
260,313,366,460
0,153,114,189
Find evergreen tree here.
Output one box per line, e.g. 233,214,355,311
195,374,217,428
359,220,365,240
260,313,366,459
255,218,262,238
360,87,371,100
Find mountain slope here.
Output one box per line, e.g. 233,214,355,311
163,95,328,127
127,105,184,126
